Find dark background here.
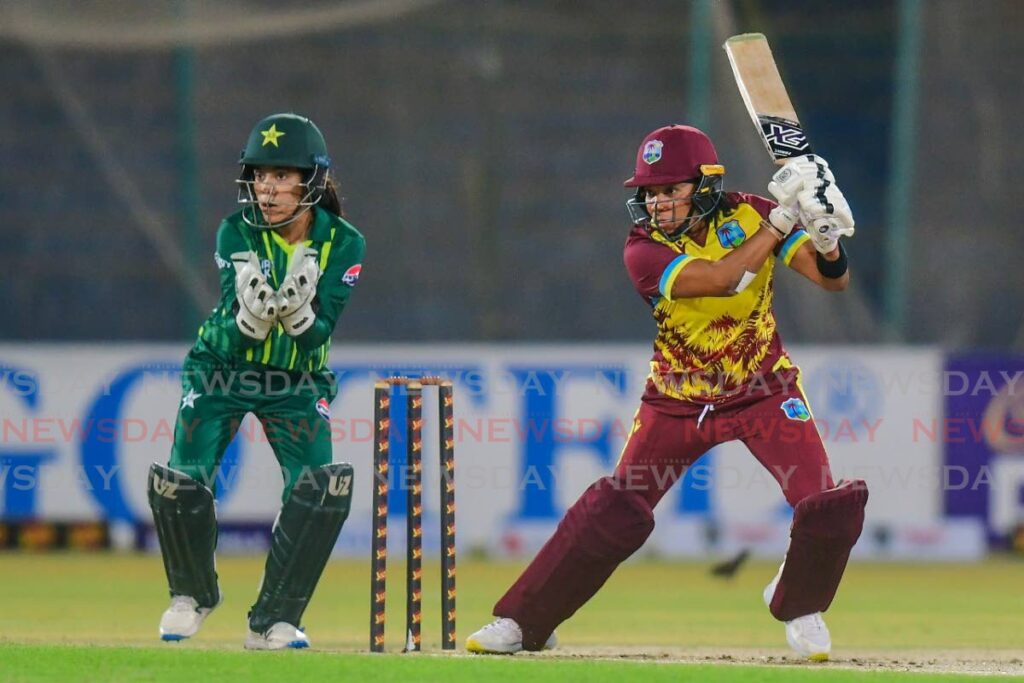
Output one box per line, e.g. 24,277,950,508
2,0,1021,347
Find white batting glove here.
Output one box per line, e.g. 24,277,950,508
276,244,321,337
767,205,799,238
806,219,840,254
767,154,834,207
231,252,278,341
797,185,855,240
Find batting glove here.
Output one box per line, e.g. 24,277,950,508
767,154,834,207
767,205,799,238
797,185,855,240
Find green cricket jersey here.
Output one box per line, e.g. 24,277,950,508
194,206,365,372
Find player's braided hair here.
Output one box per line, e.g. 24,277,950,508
707,192,738,225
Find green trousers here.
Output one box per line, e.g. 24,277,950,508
169,351,338,502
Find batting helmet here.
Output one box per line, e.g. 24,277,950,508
624,125,725,238
236,113,331,229
624,125,718,188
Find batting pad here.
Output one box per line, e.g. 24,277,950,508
769,479,868,622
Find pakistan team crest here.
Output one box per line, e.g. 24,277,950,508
642,140,664,165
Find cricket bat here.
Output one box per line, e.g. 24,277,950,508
723,33,812,165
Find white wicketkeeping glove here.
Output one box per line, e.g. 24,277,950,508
276,244,321,336
231,252,278,341
767,154,834,207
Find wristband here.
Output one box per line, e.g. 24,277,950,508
815,241,848,279
762,220,786,242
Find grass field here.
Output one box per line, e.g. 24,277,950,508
0,554,1021,681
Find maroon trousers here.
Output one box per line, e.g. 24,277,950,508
494,384,835,650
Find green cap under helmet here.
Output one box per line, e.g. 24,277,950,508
236,113,331,229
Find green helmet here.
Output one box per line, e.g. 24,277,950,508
239,113,330,169
236,113,332,229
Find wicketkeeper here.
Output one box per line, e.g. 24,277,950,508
467,125,867,661
149,113,365,650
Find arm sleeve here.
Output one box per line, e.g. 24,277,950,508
737,192,811,268
215,220,264,351
293,230,366,351
623,232,695,303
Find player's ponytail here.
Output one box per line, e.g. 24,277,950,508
320,175,345,218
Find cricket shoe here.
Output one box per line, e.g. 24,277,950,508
244,622,310,650
465,617,557,654
763,572,831,661
159,595,217,641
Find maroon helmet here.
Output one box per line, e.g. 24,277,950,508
624,125,718,187
624,125,725,237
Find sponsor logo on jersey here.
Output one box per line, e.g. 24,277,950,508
716,220,746,249
780,397,811,422
642,140,664,165
261,259,272,278
316,397,331,422
214,252,232,270
342,264,362,287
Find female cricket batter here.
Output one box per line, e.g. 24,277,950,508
467,125,868,660
147,113,365,650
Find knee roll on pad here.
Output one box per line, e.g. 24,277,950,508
769,479,868,621
248,463,354,633
147,463,220,608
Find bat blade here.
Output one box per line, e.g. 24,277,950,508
723,33,812,164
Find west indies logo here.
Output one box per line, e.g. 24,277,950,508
781,397,811,422
716,220,746,249
642,140,664,165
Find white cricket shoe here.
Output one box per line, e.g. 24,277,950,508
784,612,831,661
159,595,216,641
465,617,557,654
244,622,310,650
763,571,831,661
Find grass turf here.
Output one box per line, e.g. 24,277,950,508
0,555,1021,680
0,644,1010,683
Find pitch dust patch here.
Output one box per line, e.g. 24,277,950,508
515,646,1024,675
